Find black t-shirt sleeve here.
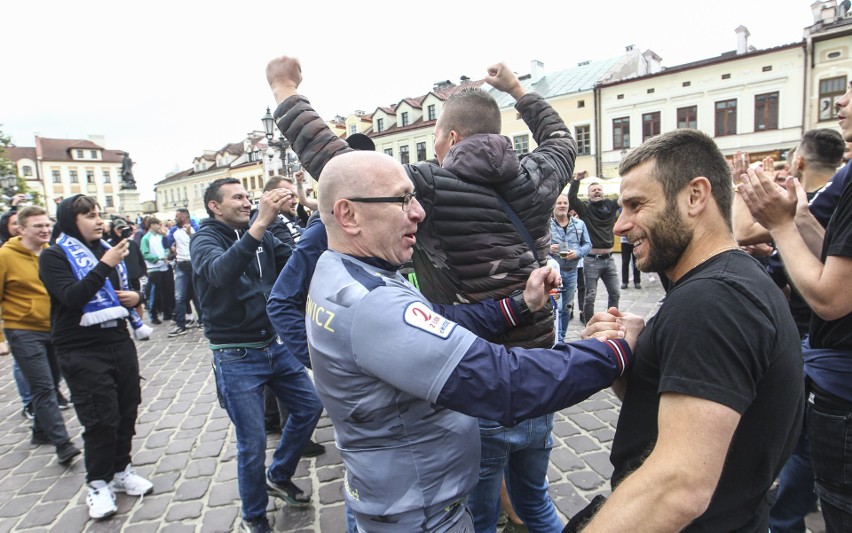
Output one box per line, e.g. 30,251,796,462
651,280,776,414
825,189,852,259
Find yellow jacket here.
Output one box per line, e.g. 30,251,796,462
0,237,50,341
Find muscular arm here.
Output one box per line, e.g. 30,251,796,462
568,179,587,217
583,393,740,532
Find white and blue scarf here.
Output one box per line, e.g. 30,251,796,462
56,233,153,340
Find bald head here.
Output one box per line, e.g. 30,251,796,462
318,151,399,222
318,151,424,263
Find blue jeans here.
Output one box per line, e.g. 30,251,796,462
581,256,620,322
468,414,562,533
213,341,323,520
6,329,71,446
174,261,202,328
806,393,852,529
769,408,816,533
557,269,578,342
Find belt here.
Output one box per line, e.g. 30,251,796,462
588,253,611,259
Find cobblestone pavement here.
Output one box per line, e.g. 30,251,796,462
0,264,824,532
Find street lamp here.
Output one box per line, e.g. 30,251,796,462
0,174,18,197
261,107,298,176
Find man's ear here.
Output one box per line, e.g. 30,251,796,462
333,199,360,236
685,176,712,217
207,200,222,217
449,130,462,146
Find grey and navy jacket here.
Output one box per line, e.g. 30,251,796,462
190,218,290,346
274,92,576,349
306,250,632,519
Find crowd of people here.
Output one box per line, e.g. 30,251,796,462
0,57,850,532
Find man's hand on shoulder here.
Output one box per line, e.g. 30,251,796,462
486,62,525,101
266,55,302,105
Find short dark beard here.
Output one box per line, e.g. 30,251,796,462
638,201,692,273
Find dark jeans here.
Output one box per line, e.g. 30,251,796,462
807,390,852,530
7,329,71,447
59,336,141,483
148,270,172,319
769,410,816,533
576,267,585,322
620,245,640,285
581,256,620,322
174,261,202,328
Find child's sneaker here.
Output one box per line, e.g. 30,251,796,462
87,481,117,520
110,464,153,496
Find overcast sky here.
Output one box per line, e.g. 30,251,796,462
1,0,817,201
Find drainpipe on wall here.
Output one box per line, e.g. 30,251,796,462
594,83,602,177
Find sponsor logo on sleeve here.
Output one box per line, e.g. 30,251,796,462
403,301,457,339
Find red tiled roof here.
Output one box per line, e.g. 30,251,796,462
31,137,124,163
5,146,36,161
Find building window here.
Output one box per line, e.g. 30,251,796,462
819,76,847,121
647,88,655,94
69,170,79,183
377,118,384,133
721,73,731,80
613,117,630,149
52,170,61,183
250,176,256,190
86,170,95,184
401,112,409,127
642,112,661,140
578,100,585,108
349,124,357,135
683,81,691,87
384,147,393,157
400,145,410,164
617,94,624,100
76,150,84,158
762,66,772,72
242,178,249,190
416,142,427,162
513,135,529,155
105,196,114,208
754,92,779,131
102,170,110,183
676,106,697,129
90,150,97,158
575,125,591,155
427,105,436,121
715,99,737,136
22,166,32,176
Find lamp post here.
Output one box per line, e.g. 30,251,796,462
261,107,298,177
0,174,18,197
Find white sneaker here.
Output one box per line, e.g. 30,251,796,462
87,481,117,520
110,464,153,496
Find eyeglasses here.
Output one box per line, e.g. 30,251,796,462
345,192,418,212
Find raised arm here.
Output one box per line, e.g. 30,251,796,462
266,55,352,180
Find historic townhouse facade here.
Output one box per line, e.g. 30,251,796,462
6,136,126,216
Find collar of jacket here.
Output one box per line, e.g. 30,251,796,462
441,134,521,185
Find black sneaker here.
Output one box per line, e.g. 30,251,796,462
32,430,50,445
151,317,162,325
266,471,310,506
57,392,71,410
240,516,272,533
301,440,326,458
264,421,282,435
168,326,187,337
57,442,81,464
22,403,35,420
621,283,628,289
634,283,641,289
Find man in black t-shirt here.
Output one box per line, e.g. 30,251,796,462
740,80,852,530
568,171,620,323
577,129,803,532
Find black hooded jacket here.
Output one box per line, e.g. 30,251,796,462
39,195,137,351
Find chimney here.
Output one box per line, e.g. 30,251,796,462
735,25,750,54
88,134,106,148
530,59,544,84
642,50,663,74
433,80,454,91
811,0,837,23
